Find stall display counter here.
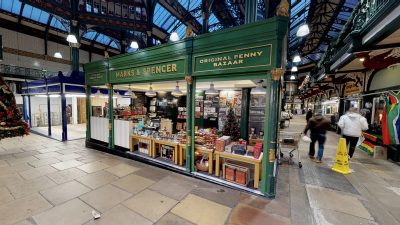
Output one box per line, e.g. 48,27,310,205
152,139,179,164
178,144,186,166
214,151,263,189
179,144,214,174
130,135,153,157
249,138,263,146
195,146,214,174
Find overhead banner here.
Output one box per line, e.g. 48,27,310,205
193,44,272,73
110,59,186,83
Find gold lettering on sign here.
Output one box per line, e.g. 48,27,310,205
115,63,178,78
344,82,361,96
200,50,264,68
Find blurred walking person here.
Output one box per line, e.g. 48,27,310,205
338,108,369,159
306,109,313,122
304,110,331,163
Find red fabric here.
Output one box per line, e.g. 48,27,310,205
382,104,392,145
363,133,377,142
363,141,375,149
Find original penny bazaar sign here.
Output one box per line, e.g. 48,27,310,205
110,59,186,83
193,45,272,73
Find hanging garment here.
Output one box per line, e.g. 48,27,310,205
396,107,400,143
386,94,400,145
382,96,391,145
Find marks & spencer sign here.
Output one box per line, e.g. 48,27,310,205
110,59,185,83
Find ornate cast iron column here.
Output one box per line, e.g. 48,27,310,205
262,68,284,197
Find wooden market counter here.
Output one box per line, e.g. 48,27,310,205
179,144,214,174
152,138,179,164
130,135,153,157
130,135,182,164
214,151,263,189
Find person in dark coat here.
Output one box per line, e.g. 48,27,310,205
304,110,331,163
306,109,313,122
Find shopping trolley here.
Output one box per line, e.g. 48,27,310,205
278,131,302,168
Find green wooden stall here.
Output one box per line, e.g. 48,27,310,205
84,16,288,198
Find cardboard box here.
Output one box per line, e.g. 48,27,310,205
224,165,235,181
253,143,262,159
216,136,231,152
225,143,234,153
235,167,249,186
223,163,250,187
373,146,387,159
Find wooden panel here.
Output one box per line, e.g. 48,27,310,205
77,97,86,124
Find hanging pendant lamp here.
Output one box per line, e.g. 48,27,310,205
54,30,62,58
251,81,266,95
124,85,137,99
169,32,180,42
296,24,310,37
94,89,102,97
54,52,62,59
171,81,183,97
130,41,139,49
114,89,121,98
205,83,218,96
293,54,301,63
145,83,157,97
66,34,78,44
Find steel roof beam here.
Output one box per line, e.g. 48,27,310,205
18,3,25,25
300,0,346,55
158,0,202,33
212,0,241,27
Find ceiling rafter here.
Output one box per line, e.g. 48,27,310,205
157,0,202,33
17,2,25,24
300,0,346,54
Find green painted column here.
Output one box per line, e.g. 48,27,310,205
108,83,114,148
261,69,283,197
245,0,257,24
261,74,272,196
70,0,80,72
240,88,250,139
185,76,195,172
86,85,91,142
70,24,80,72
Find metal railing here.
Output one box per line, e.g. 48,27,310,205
0,64,57,79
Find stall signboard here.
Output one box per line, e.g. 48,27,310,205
344,82,361,96
86,72,107,86
193,45,272,74
109,59,186,83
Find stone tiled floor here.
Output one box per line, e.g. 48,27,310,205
1,116,400,224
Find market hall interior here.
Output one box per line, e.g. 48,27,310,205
1,0,400,224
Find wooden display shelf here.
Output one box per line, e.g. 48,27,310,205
130,135,153,157
178,144,186,166
214,151,263,189
196,146,214,174
178,144,214,174
152,139,179,164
